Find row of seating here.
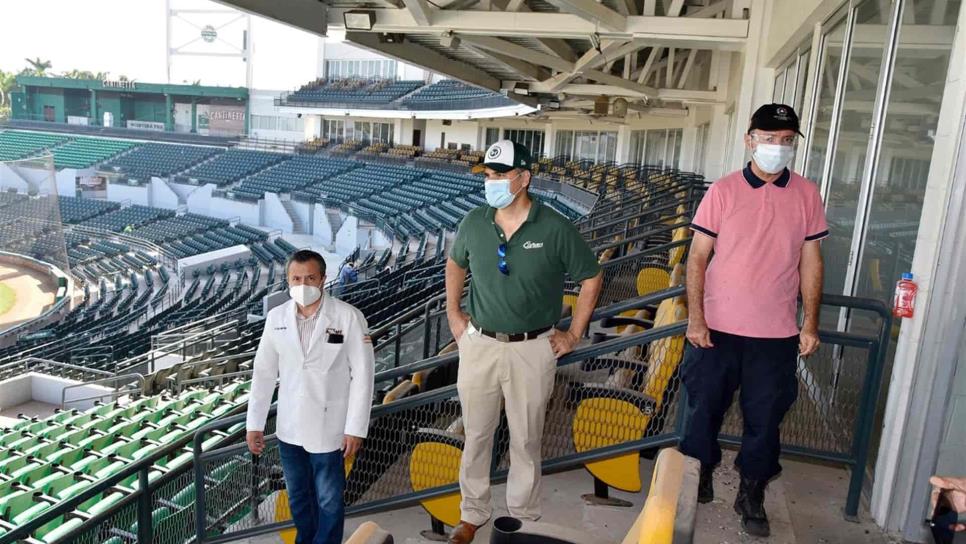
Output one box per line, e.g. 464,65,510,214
0,381,251,542
50,137,136,170
289,79,423,104
102,143,224,181
0,131,70,162
230,155,359,200
182,149,288,187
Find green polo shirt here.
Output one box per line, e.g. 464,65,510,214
450,200,601,334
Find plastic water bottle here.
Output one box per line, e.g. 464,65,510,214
893,272,917,318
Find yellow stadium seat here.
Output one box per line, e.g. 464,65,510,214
572,301,688,500
636,267,671,296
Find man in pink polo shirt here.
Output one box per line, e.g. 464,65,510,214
680,104,828,537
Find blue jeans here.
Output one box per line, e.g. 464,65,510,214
278,441,346,544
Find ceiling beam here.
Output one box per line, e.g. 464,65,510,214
686,0,730,18
466,45,550,80
403,0,434,25
326,9,749,47
457,34,574,72
665,0,685,16
489,0,578,62
677,48,697,88
539,40,631,93
346,31,502,92
542,0,627,31
636,46,663,83
211,0,328,35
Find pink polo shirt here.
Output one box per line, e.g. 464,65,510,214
691,164,829,338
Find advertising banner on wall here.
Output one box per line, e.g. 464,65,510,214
197,104,246,136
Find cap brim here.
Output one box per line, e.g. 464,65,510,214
482,163,515,173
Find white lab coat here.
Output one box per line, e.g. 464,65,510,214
246,296,375,453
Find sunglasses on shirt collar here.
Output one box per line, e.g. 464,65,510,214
497,243,509,275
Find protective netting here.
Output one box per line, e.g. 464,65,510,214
0,154,71,275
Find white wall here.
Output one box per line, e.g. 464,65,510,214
335,215,359,255
425,120,480,151
289,199,312,234
0,373,114,413
313,203,334,246
263,192,294,233
56,168,82,197
149,178,180,210
107,181,149,206
205,195,260,224
177,244,252,277
185,183,215,215
371,228,391,250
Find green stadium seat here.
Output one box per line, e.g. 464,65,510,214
34,514,84,543
77,490,126,517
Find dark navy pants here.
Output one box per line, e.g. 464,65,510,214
278,441,346,544
679,329,799,481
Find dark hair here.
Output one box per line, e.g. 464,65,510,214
285,249,326,277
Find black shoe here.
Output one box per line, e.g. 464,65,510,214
698,464,714,503
734,476,770,537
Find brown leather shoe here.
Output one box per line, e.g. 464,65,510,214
447,521,479,544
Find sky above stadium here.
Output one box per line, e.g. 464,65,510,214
0,0,322,90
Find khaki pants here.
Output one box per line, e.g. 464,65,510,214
456,324,557,526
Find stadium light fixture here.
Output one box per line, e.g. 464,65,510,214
440,31,461,49
344,10,376,31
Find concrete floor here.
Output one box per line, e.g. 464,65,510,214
227,449,898,544
0,400,59,427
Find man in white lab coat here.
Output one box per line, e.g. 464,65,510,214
247,249,375,544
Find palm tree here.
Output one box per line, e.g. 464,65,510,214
0,70,15,108
24,58,52,77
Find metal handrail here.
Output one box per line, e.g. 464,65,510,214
60,372,146,408
190,290,892,543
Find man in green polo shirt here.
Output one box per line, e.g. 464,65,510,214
445,140,603,543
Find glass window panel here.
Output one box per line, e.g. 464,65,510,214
575,131,598,161
805,18,846,183
852,0,959,320
773,69,786,102
645,130,668,167
783,63,797,106
820,0,892,313
795,50,810,113
669,129,683,169
629,130,645,164
598,131,617,163
555,130,574,159
485,127,499,147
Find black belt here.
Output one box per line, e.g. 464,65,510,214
472,321,553,343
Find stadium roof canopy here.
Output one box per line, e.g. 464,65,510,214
214,0,746,115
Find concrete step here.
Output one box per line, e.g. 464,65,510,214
279,198,306,234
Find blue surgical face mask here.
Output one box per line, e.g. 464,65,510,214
484,174,521,209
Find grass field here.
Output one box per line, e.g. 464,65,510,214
0,283,16,316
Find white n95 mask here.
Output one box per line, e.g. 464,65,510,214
752,144,795,174
289,284,322,306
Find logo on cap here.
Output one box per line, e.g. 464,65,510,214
776,107,790,119
488,146,502,159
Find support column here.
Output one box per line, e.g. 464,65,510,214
191,100,197,133
164,94,174,131
90,89,98,125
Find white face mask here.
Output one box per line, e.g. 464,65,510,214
289,284,322,307
752,143,795,174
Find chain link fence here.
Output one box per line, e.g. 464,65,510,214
189,290,891,543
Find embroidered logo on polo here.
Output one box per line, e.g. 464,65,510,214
523,241,544,249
